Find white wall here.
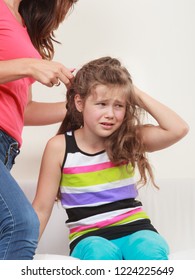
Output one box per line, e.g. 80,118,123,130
12,0,195,186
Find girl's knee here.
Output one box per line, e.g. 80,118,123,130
71,236,122,260
122,230,169,260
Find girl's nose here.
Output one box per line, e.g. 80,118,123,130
105,107,114,118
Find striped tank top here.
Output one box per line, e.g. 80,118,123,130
60,131,156,252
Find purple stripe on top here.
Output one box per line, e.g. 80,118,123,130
61,184,137,207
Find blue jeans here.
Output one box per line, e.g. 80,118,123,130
71,230,170,260
0,130,39,259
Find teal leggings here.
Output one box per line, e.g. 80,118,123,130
71,230,169,260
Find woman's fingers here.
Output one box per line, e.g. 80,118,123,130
30,59,75,88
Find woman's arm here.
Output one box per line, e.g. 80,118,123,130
32,134,65,239
24,88,66,125
0,59,28,83
0,58,74,87
134,85,189,152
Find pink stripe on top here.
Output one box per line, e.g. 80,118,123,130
63,161,117,174
70,207,142,234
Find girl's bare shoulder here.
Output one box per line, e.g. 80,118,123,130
45,134,66,154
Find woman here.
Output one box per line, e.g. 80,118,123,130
0,0,78,259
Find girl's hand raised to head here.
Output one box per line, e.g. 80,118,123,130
133,85,189,152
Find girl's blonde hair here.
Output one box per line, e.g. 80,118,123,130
19,0,78,59
58,56,157,188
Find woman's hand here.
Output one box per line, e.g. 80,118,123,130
27,58,75,89
0,58,75,89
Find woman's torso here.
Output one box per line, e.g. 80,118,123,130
0,0,41,145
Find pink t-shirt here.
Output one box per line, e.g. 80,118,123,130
0,0,41,146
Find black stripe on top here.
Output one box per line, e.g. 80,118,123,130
66,198,142,223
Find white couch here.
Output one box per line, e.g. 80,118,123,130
20,178,195,260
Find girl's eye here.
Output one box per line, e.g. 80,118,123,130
97,102,106,106
115,104,124,108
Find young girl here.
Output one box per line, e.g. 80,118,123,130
33,56,189,260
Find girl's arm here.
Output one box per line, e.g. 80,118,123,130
134,85,189,152
24,88,66,125
32,134,65,239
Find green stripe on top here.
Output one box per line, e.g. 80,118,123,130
61,164,134,187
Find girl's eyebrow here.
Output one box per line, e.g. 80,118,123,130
93,95,109,102
95,96,126,103
113,99,126,105
94,99,126,106
115,99,126,104
94,97,109,102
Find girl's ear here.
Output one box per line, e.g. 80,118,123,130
74,94,83,112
